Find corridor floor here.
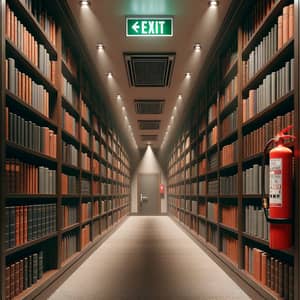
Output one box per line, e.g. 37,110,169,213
49,216,250,300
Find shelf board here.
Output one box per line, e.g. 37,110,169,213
61,223,80,234
62,129,80,146
8,0,57,58
5,232,57,256
219,162,238,173
6,39,57,94
6,90,58,130
219,194,238,199
62,162,80,173
207,219,218,226
242,0,291,58
62,96,80,118
6,141,58,165
242,232,269,247
219,223,238,234
222,58,238,84
243,39,294,95
6,194,57,200
219,96,238,120
61,59,78,87
219,130,238,146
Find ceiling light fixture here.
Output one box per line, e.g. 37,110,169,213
194,43,201,52
117,95,122,101
96,43,104,51
79,0,90,7
185,72,191,79
209,0,219,7
178,95,183,100
107,72,113,78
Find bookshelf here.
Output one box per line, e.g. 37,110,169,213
0,0,131,299
167,0,298,299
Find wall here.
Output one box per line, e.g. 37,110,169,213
131,146,167,213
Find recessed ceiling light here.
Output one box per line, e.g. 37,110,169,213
194,43,201,52
209,0,219,7
178,95,183,100
79,0,90,7
117,95,122,101
185,72,191,79
174,106,177,110
96,43,104,51
171,115,174,120
107,72,113,78
122,106,125,111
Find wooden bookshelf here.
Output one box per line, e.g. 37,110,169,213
167,0,298,299
0,0,131,299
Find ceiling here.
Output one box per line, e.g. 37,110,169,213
67,0,232,151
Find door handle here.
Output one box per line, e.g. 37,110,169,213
140,193,148,202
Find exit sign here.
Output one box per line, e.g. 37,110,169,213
126,17,173,37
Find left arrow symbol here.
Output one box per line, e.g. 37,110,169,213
132,21,140,33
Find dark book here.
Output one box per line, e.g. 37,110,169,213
38,251,44,279
32,253,38,283
5,267,10,300
19,259,24,293
24,257,28,289
28,255,32,287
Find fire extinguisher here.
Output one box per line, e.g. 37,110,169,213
262,125,295,250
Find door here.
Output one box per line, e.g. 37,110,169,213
138,174,160,215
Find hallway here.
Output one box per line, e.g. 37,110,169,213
49,217,250,300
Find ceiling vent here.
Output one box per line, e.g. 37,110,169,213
138,120,161,130
124,53,175,87
141,135,158,141
135,99,165,114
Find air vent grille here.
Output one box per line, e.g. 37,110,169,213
138,120,161,130
141,135,158,141
135,100,165,114
124,53,175,87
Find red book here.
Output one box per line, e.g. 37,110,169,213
278,15,283,49
261,252,267,285
282,6,289,45
288,4,294,39
5,267,10,300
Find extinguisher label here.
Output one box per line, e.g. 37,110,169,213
269,158,282,207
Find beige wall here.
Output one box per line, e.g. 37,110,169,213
131,146,167,213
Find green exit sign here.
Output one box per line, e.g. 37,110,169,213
126,17,173,37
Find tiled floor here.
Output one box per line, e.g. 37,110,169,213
49,216,250,300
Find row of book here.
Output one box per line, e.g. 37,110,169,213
5,251,44,299
199,137,207,154
243,164,269,195
208,102,217,123
62,205,78,228
198,158,207,174
199,201,206,216
208,224,218,247
92,136,100,155
243,5,294,84
242,0,278,47
81,125,90,147
61,174,77,194
62,141,78,166
7,109,57,158
207,201,218,222
208,180,218,195
244,245,294,299
20,0,57,46
93,219,100,237
245,204,269,241
199,181,206,195
221,38,237,77
243,111,294,158
81,202,92,222
221,234,238,264
92,158,100,176
62,75,77,108
81,152,91,172
191,164,197,178
221,75,238,110
62,109,78,138
199,219,206,237
81,179,91,195
243,58,294,122
5,204,56,249
61,232,77,262
6,58,50,118
81,224,91,249
6,159,56,194
221,110,237,138
221,204,238,229
5,5,55,80
208,152,218,171
220,141,238,166
220,173,238,195
62,37,77,76
81,99,91,124
93,201,100,217
208,126,218,148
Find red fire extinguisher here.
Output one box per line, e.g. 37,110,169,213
262,125,295,250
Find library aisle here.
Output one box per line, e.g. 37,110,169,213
49,216,250,300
